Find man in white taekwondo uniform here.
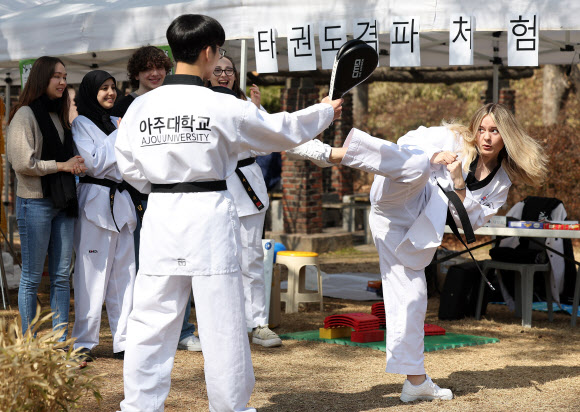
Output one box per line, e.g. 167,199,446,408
115,14,342,412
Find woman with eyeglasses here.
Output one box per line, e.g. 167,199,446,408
208,55,283,347
208,54,339,348
210,56,258,103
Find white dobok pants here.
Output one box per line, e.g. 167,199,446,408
239,213,267,329
371,219,428,376
72,213,136,353
364,139,431,376
120,272,256,412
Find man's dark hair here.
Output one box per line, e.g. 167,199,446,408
166,14,225,64
127,46,173,89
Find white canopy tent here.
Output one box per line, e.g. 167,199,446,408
0,0,579,271
0,0,580,87
2,1,579,306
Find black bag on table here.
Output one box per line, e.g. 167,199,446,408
438,261,488,320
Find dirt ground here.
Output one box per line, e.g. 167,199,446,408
2,239,580,411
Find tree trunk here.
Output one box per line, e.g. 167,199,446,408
568,63,580,102
351,83,368,129
542,65,569,126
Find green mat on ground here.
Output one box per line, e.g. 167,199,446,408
279,330,499,352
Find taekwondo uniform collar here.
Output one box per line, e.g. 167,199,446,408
465,150,505,191
162,74,205,86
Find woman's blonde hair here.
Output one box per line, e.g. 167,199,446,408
446,103,547,186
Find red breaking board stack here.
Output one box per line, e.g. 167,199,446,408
324,312,381,331
371,302,385,327
424,324,446,336
370,303,445,335
320,312,446,344
323,312,383,343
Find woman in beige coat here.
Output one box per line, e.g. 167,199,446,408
7,56,86,340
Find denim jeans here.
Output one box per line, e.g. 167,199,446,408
180,293,196,341
134,199,195,341
17,197,74,341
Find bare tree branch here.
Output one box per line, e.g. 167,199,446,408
247,66,535,86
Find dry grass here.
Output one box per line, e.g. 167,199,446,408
1,245,579,411
0,309,103,411
74,298,580,412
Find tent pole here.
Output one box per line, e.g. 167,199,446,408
240,39,248,94
492,65,499,103
492,34,500,104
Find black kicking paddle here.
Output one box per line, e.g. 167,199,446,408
329,39,379,99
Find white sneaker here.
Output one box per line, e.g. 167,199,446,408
400,375,453,402
177,335,202,352
252,326,282,347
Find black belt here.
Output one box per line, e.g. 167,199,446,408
79,176,145,232
236,158,256,168
437,181,494,291
235,158,264,211
150,180,227,193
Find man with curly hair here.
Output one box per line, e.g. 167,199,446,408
111,45,173,117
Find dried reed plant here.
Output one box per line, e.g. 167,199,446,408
0,306,103,411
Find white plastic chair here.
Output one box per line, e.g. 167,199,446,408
475,259,552,328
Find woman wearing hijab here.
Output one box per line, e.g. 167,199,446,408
71,70,138,360
7,56,86,340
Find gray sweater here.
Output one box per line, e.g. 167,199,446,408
7,106,65,198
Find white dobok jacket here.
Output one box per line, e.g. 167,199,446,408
345,126,512,270
73,115,137,233
229,128,333,218
226,150,269,218
115,75,334,276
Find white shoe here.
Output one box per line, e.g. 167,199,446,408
400,375,453,402
252,326,282,347
177,335,202,352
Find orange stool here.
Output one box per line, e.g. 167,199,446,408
276,251,323,313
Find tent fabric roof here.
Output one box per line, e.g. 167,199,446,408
0,1,579,84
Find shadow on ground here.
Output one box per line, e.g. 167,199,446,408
258,365,580,411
